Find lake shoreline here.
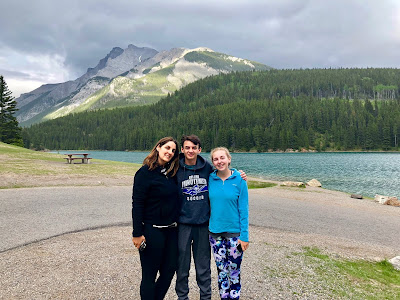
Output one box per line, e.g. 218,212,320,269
3,142,399,198
47,149,400,153
47,150,400,199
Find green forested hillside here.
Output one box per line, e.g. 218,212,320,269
23,68,400,152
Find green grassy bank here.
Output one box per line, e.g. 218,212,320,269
299,247,400,299
0,142,140,189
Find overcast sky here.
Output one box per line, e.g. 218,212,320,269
1,0,400,97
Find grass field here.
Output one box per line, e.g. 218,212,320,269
247,180,277,189
297,247,400,299
0,142,140,189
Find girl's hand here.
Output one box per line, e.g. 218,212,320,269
132,235,146,249
239,240,249,251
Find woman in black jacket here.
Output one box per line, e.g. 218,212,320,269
132,137,180,300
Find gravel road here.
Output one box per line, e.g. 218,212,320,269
1,185,399,253
249,187,400,249
0,186,132,252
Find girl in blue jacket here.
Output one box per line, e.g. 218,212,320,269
208,147,249,299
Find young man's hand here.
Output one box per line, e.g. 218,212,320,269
239,170,247,181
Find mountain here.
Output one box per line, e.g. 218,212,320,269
16,45,271,126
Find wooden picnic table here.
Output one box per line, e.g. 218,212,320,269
64,153,92,164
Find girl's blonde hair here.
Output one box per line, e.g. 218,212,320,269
210,147,232,165
143,137,179,176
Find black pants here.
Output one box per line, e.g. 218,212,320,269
139,223,178,300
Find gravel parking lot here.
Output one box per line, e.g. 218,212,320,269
1,184,399,299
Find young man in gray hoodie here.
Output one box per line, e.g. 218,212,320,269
175,134,213,300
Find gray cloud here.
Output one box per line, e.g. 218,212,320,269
1,0,400,96
0,69,31,79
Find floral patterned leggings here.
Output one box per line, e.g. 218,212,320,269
209,235,243,299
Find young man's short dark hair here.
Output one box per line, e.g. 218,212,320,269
181,134,202,148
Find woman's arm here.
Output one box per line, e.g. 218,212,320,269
238,179,249,249
132,168,148,238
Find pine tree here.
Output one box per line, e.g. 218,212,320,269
0,75,23,146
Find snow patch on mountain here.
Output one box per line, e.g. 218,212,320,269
171,59,219,86
224,55,255,68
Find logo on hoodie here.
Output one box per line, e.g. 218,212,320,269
182,175,208,201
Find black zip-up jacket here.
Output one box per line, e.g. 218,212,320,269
132,165,179,237
177,153,213,225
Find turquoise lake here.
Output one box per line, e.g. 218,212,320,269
57,151,400,198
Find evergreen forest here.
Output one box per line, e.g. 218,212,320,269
23,68,400,152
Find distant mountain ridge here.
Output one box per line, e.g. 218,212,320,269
15,44,271,126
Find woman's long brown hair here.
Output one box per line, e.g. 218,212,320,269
143,137,179,176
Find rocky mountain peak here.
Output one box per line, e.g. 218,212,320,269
109,47,124,59
127,44,142,50
85,47,124,74
15,44,270,126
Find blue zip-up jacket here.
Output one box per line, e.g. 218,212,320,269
208,168,249,242
177,153,213,225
